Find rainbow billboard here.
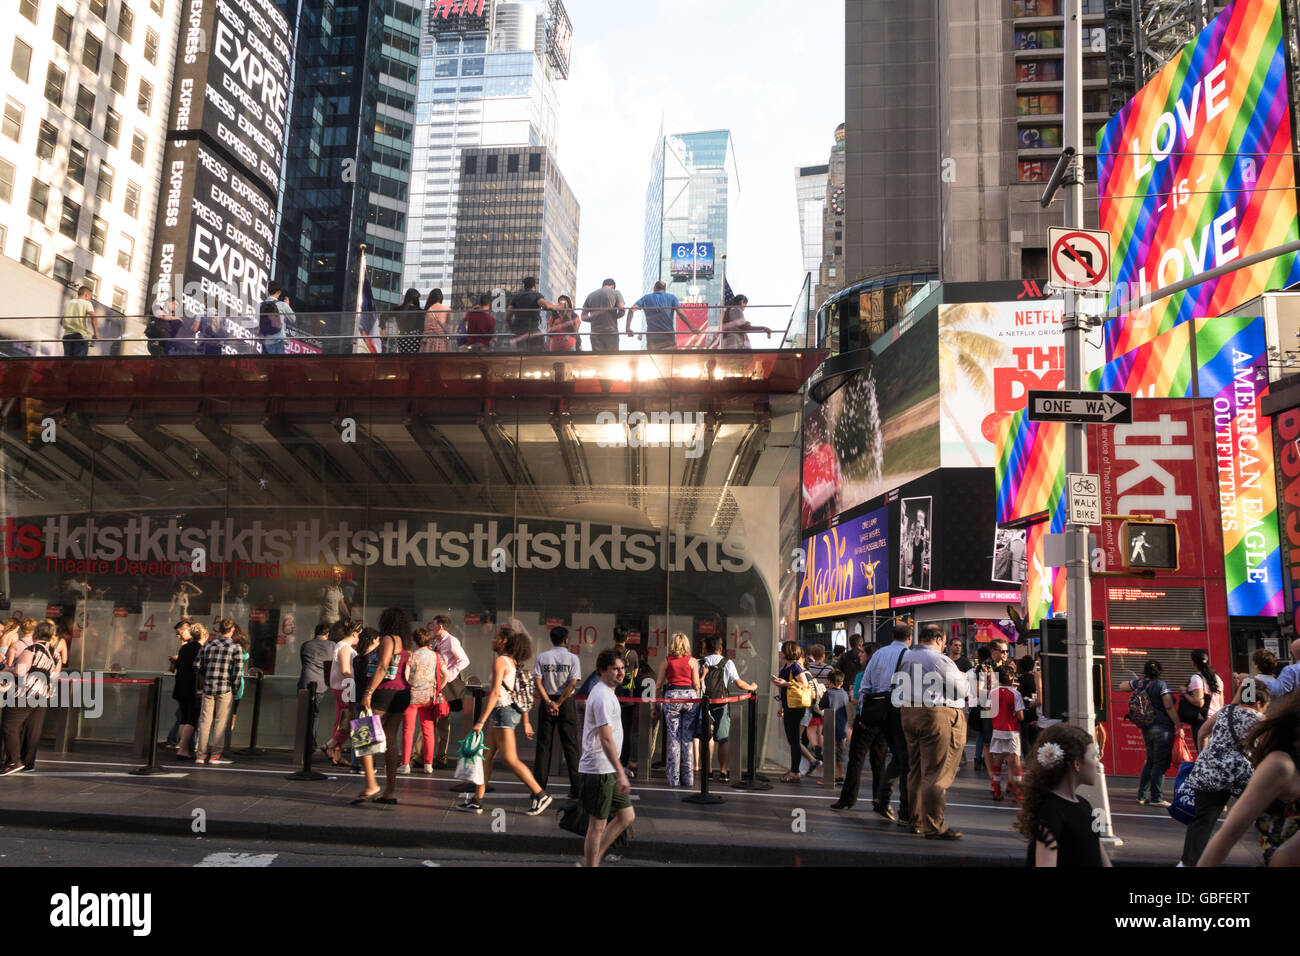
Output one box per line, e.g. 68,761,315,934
1087,315,1282,617
1098,0,1300,359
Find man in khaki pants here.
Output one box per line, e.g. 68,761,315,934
194,620,244,765
897,625,967,840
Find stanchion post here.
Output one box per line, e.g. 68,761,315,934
288,681,328,781
237,671,267,756
130,677,168,776
634,696,650,784
824,698,838,792
685,692,724,804
731,692,772,791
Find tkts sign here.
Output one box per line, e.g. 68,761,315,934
1094,398,1223,579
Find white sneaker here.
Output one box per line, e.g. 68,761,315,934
397,764,410,774
423,765,434,774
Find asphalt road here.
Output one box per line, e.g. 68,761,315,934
0,824,671,867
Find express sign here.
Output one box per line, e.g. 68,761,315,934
170,0,292,196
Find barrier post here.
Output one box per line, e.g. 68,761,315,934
237,671,267,756
288,681,328,780
451,685,492,793
731,692,772,791
634,696,650,784
684,693,724,805
129,677,168,776
824,698,838,792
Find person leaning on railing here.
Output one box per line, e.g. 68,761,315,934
61,286,98,357
720,295,771,350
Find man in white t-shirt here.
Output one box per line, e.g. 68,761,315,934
318,568,350,625
578,648,635,867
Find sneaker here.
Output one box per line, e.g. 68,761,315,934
208,757,232,765
0,764,22,776
526,792,554,816
19,766,36,773
397,764,411,775
455,799,483,814
423,765,434,775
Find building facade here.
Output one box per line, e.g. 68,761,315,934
0,0,181,333
401,0,568,303
642,129,739,331
814,123,846,312
794,162,827,299
273,0,420,321
449,143,578,314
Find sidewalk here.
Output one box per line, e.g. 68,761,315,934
0,750,1259,866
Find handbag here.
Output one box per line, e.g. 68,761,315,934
454,730,486,786
349,708,386,758
1169,760,1197,825
785,666,813,709
431,657,451,720
1178,688,1210,727
1173,734,1195,766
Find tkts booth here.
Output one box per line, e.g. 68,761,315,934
1089,399,1232,776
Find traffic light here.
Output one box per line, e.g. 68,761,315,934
1120,520,1178,571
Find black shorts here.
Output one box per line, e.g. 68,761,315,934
371,688,411,714
174,695,199,725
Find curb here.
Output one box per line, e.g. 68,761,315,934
0,807,1023,867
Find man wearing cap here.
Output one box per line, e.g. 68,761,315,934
581,279,626,353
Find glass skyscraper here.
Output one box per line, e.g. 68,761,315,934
402,0,566,299
642,129,739,331
274,0,420,325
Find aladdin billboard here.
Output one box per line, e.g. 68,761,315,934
1098,0,1300,358
797,507,889,619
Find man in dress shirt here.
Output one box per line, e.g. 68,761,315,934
1273,637,1300,697
431,615,471,769
831,622,913,826
896,624,968,840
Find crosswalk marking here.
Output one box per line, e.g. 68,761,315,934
195,852,278,867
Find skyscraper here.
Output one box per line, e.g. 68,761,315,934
274,0,421,322
794,162,828,295
401,0,570,300
0,0,183,330
642,129,739,330
450,143,578,313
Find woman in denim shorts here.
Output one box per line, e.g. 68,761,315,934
456,625,553,816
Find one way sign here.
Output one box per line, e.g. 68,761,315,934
1027,389,1133,424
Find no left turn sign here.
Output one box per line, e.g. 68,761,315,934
1048,226,1112,293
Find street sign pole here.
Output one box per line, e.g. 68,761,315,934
1062,0,1119,846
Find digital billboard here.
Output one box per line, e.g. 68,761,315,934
169,0,293,196
938,300,1064,468
802,313,939,529
797,507,889,619
1098,0,1300,359
1088,316,1282,617
670,242,715,279
148,138,276,321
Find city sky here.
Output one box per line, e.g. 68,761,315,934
554,0,846,338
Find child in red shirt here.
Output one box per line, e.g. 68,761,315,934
988,665,1024,801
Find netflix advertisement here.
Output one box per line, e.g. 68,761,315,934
1090,399,1232,776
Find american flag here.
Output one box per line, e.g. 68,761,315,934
723,277,735,307
353,248,381,353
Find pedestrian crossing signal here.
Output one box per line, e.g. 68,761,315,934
1120,520,1178,571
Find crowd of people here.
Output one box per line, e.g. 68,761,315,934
56,276,775,357
5,598,1298,867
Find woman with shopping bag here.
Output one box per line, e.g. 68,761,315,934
454,625,553,816
351,608,413,805
1177,683,1271,866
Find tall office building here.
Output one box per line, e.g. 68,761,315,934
794,162,828,295
450,143,578,312
401,0,571,300
813,123,846,312
0,0,182,329
274,0,421,320
642,129,740,328
842,0,1109,302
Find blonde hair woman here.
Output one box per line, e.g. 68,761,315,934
656,631,701,787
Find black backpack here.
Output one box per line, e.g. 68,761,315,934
258,299,282,336
703,655,729,701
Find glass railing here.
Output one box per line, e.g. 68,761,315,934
0,304,810,357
